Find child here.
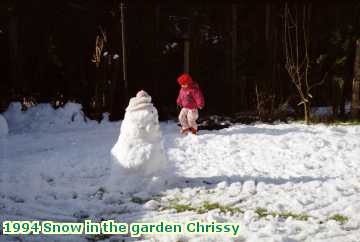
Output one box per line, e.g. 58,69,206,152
176,73,205,135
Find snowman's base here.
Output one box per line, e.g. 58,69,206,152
106,154,170,194
105,171,168,195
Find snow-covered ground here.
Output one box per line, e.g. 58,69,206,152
1,103,360,242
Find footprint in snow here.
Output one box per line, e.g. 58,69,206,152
8,195,25,203
41,173,55,186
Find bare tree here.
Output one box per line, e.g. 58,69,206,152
90,26,108,117
91,27,107,68
283,3,325,124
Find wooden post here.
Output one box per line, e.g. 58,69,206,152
352,39,360,118
120,0,128,103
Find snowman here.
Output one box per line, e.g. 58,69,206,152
110,90,167,177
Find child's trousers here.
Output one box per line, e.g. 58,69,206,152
179,108,199,130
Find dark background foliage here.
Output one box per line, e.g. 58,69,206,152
1,0,359,120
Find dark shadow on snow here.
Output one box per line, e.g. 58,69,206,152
167,174,334,190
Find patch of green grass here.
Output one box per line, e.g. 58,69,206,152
332,119,360,125
166,199,198,213
166,201,243,215
328,214,349,225
255,208,309,221
166,202,348,225
202,201,221,211
218,205,243,215
255,208,269,218
173,204,196,213
277,211,309,221
198,202,236,214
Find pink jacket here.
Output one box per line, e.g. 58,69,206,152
177,83,205,109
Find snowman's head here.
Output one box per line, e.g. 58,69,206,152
124,90,159,130
126,90,152,112
136,90,149,98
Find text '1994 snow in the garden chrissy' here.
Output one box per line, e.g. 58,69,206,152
2,220,241,237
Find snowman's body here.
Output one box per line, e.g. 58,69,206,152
111,91,167,176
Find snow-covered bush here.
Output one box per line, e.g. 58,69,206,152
3,102,91,134
0,114,8,136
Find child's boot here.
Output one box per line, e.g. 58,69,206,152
180,128,189,134
190,127,197,135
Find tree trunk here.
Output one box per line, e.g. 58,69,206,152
352,39,360,119
120,1,128,105
304,102,310,124
331,78,340,117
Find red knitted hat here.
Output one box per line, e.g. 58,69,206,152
177,73,193,85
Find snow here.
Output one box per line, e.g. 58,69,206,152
1,103,360,242
0,114,8,137
3,102,95,134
